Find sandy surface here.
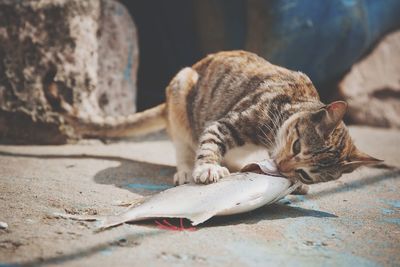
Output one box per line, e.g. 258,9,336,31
0,127,399,267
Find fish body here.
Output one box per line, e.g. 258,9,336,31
79,173,298,229
55,161,299,229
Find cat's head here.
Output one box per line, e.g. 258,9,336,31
271,101,381,184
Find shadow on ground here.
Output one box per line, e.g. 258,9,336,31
6,230,163,267
93,159,175,196
0,150,176,196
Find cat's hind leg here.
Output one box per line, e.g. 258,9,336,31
165,67,199,185
173,141,195,185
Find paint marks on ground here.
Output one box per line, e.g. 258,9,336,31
100,248,113,256
380,199,400,209
383,218,400,225
379,198,400,225
381,208,395,215
124,183,172,191
226,239,379,267
276,194,377,266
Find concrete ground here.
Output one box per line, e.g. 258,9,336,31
0,126,399,267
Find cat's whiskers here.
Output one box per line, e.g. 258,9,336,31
257,131,272,147
256,133,271,147
260,106,279,133
265,112,280,134
257,136,272,148
256,123,268,136
256,125,275,148
259,121,275,136
273,109,284,129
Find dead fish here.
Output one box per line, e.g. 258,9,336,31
55,161,299,229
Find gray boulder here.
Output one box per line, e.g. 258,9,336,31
339,30,400,128
0,0,138,144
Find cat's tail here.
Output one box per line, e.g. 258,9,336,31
43,79,167,138
63,103,167,138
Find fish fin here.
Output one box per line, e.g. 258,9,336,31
188,212,217,226
96,214,141,230
97,199,151,230
268,181,302,203
97,216,124,229
283,181,302,196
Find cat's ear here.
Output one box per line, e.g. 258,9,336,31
342,147,383,174
311,101,347,138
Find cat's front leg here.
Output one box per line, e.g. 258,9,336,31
192,121,239,183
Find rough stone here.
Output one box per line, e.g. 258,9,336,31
339,30,400,128
0,0,138,144
0,221,8,229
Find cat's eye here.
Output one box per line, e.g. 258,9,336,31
292,139,301,155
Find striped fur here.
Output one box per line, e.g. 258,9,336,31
165,51,380,186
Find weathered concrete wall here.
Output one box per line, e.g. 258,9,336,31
339,30,400,128
0,0,138,144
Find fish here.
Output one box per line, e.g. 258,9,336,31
54,161,300,229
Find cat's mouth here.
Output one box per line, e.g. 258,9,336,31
240,159,302,185
240,160,281,177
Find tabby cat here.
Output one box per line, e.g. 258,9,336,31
64,50,381,192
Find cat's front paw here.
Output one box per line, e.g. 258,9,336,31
192,163,230,184
173,170,193,185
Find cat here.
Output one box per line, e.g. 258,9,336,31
60,50,381,192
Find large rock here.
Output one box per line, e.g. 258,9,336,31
0,0,138,144
339,30,400,128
